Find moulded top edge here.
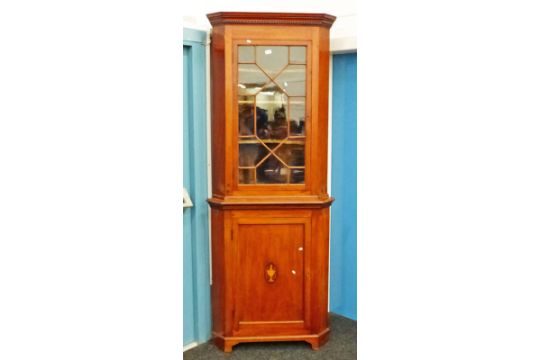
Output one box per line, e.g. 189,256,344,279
207,196,334,209
206,12,336,28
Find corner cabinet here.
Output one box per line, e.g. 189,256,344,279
206,12,335,352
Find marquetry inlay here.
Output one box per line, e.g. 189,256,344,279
265,262,277,283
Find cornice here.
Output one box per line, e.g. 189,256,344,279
207,12,336,28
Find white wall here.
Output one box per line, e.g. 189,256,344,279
182,0,357,52
0,2,184,359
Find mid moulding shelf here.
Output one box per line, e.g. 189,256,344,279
239,139,305,145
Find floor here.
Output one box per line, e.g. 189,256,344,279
183,313,357,360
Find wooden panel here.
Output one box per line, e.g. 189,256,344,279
230,213,312,336
210,25,226,198
236,222,305,322
313,26,331,196
309,207,330,332
210,209,225,336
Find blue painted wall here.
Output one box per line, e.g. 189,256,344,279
183,44,195,346
329,52,357,320
183,28,211,346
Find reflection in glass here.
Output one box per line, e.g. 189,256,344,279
289,97,305,136
256,155,288,184
275,143,305,166
238,46,255,63
239,143,268,167
238,64,270,96
275,65,306,96
290,46,306,63
238,95,254,136
290,168,305,184
255,83,288,140
256,46,288,78
239,168,255,184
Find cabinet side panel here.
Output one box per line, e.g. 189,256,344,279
210,26,226,197
317,27,330,195
310,207,330,332
210,209,225,335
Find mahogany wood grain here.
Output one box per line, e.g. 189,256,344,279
207,12,335,353
210,209,225,335
209,25,226,198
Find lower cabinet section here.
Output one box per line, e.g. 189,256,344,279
210,207,331,352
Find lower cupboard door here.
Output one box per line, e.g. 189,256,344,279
232,215,311,335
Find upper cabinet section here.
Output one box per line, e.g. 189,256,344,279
208,12,335,201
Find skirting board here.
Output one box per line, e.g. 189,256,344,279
183,342,198,352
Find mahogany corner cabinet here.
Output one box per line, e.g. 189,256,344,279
206,12,336,352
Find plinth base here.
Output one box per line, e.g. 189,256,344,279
213,328,330,353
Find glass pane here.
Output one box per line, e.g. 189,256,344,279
238,95,254,136
290,168,305,184
275,142,305,166
255,83,288,140
274,65,306,96
238,64,270,96
239,168,255,184
289,97,305,136
238,46,255,63
290,46,306,63
237,45,308,186
239,142,268,167
256,46,288,78
256,155,288,184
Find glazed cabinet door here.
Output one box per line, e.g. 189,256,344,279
234,41,312,193
231,211,312,336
